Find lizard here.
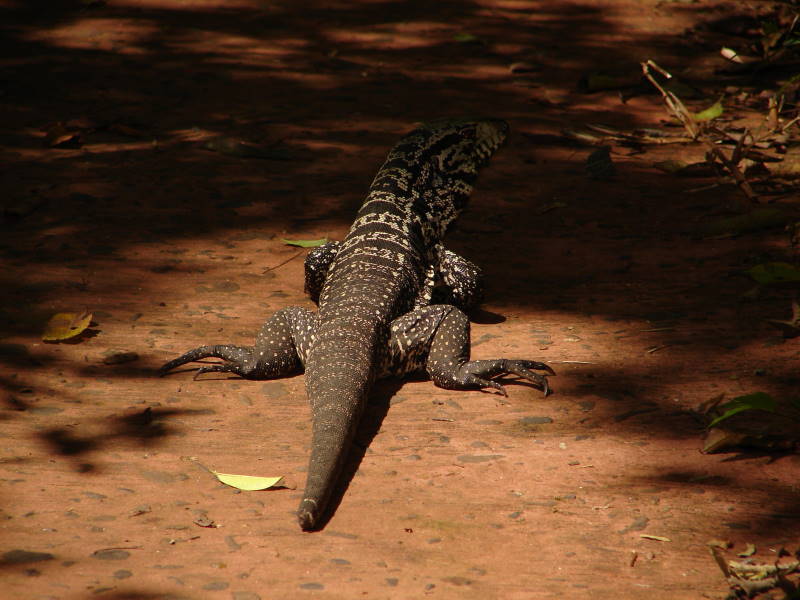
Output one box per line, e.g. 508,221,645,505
159,118,554,531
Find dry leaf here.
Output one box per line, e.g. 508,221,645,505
44,123,80,148
702,427,748,453
737,543,756,558
212,471,283,491
640,534,671,542
42,311,93,342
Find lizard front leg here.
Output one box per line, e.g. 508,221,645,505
429,245,484,311
159,306,318,380
385,305,553,396
304,241,341,305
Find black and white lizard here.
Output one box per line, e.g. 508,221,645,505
159,119,554,531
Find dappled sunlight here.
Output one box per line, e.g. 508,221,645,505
2,0,799,596
113,0,259,8
24,17,160,54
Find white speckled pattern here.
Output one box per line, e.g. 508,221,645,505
160,119,553,531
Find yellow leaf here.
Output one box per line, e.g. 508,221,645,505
640,534,671,542
212,471,283,491
42,310,93,342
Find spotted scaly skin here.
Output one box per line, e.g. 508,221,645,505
159,119,554,531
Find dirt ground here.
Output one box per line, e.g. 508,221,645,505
2,0,799,598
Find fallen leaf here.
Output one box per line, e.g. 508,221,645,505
737,543,757,557
536,201,567,214
640,534,671,542
452,32,480,43
708,392,777,428
42,311,93,342
767,300,800,338
204,137,291,160
692,100,724,122
193,516,216,528
747,262,800,285
281,238,328,248
702,427,749,453
509,62,537,74
212,471,283,491
43,123,80,148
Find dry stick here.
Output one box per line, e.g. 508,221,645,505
705,129,757,204
641,60,758,205
262,250,303,274
641,60,699,139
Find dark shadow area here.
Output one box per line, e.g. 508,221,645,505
34,406,212,471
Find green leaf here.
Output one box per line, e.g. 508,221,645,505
692,100,723,122
281,238,328,248
452,32,479,43
708,392,777,428
747,262,800,285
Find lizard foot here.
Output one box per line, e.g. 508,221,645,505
456,359,555,397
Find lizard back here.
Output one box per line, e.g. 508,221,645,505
298,118,508,530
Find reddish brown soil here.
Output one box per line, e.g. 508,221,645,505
2,1,799,598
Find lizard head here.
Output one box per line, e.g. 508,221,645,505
417,118,508,178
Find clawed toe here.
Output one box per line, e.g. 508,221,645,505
519,360,556,376
503,360,554,396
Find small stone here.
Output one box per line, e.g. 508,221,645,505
202,581,229,590
519,416,553,425
442,576,472,586
457,454,504,463
232,593,261,600
113,570,132,579
2,550,54,564
299,582,324,590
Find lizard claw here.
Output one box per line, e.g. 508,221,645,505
501,360,553,396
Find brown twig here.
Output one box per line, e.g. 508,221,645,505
641,60,699,139
262,250,303,274
641,60,758,205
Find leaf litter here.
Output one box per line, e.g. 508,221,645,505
42,310,93,342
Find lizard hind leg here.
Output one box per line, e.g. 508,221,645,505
158,306,317,380
158,344,261,379
388,305,554,396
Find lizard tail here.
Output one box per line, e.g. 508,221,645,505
298,349,373,531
